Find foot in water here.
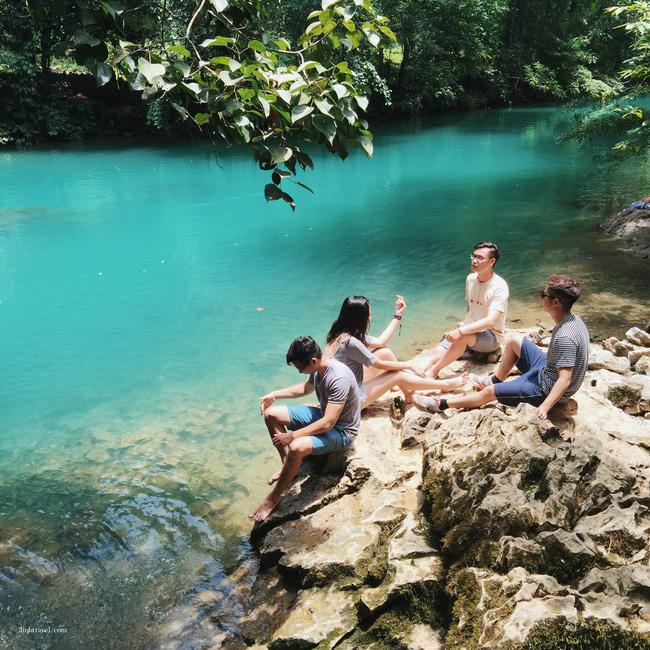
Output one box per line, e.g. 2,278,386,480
249,494,280,522
268,469,282,485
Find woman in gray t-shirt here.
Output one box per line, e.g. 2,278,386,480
324,295,467,408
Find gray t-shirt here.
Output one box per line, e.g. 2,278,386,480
332,336,377,388
539,314,590,403
308,358,360,440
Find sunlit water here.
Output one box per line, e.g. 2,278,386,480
1,106,649,648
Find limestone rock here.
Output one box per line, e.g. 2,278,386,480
270,585,358,649
399,624,445,649
636,356,650,375
588,348,631,374
626,327,650,347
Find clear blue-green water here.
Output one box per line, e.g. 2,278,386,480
1,105,649,648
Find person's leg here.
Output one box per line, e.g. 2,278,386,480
446,384,497,409
264,405,293,482
362,370,468,407
249,437,313,522
364,347,397,380
492,336,524,381
267,405,319,485
427,333,477,378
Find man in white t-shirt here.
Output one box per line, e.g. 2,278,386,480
419,241,509,378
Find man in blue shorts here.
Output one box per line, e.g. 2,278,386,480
249,336,360,522
414,275,589,420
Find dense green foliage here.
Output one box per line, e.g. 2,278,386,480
568,3,650,167
0,0,645,188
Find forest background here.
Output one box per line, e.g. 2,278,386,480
2,0,650,199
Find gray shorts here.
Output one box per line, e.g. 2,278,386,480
438,329,499,353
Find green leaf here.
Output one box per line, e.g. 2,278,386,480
74,29,101,47
265,184,284,202
282,192,296,211
85,58,112,86
219,70,244,86
357,134,373,156
295,151,314,170
200,36,235,47
337,6,355,20
210,0,228,12
336,62,352,74
355,95,369,111
276,89,292,104
259,96,271,117
291,180,315,194
332,84,347,99
275,38,290,51
292,104,314,122
322,0,338,8
248,40,266,53
313,114,337,142
195,113,210,125
379,25,396,41
138,58,166,83
362,27,380,47
169,44,191,58
269,146,293,163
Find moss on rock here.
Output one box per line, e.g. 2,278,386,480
521,617,650,650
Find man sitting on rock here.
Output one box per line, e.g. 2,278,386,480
414,275,589,420
249,336,360,522
416,241,509,378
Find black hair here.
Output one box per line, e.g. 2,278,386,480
326,295,371,345
286,336,322,366
474,241,501,263
546,274,582,307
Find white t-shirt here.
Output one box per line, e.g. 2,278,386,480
465,272,509,339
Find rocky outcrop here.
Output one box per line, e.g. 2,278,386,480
228,330,650,649
599,208,650,257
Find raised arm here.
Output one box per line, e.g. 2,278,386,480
370,295,406,347
260,380,315,415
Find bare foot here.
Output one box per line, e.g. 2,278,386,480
445,373,469,391
249,494,280,522
268,469,282,485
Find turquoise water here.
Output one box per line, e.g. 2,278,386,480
1,106,649,647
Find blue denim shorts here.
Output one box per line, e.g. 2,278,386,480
493,337,547,407
439,329,500,353
287,405,352,456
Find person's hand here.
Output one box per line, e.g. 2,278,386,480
445,328,463,343
272,430,293,447
406,365,426,378
533,406,549,420
260,393,275,415
457,320,466,327
395,294,406,316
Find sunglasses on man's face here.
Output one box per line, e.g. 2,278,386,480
540,292,563,303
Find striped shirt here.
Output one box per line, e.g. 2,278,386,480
539,314,590,403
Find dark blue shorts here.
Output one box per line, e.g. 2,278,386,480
493,338,547,407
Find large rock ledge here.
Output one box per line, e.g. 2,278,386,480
600,208,650,258
224,327,650,649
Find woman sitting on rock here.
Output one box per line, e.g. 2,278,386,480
325,295,467,408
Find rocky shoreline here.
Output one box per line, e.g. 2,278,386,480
599,208,650,258
217,325,650,649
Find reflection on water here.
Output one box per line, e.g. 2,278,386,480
0,106,649,647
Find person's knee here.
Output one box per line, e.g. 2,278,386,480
264,405,288,426
288,438,311,457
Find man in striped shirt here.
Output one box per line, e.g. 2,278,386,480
414,275,589,420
